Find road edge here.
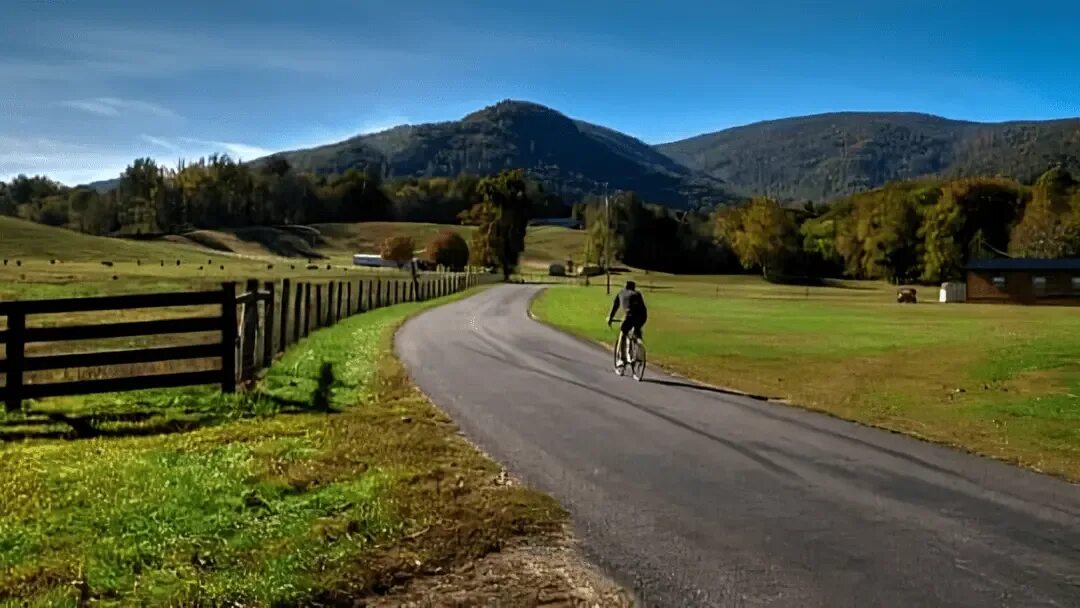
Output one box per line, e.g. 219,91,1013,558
390,285,640,605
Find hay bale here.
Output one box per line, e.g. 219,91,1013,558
548,263,566,277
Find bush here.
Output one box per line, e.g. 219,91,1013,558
380,235,416,265
425,231,469,271
548,263,566,277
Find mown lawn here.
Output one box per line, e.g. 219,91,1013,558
533,276,1080,481
0,289,563,606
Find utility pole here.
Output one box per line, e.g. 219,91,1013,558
604,182,611,295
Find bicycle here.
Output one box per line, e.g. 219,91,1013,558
611,319,647,381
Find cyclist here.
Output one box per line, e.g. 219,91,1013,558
607,280,648,365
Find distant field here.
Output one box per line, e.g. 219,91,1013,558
533,275,1080,480
314,221,586,269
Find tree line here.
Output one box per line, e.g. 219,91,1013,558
0,155,568,237
6,152,1078,284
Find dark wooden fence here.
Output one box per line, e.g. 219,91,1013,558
0,271,491,411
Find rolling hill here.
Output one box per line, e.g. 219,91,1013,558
260,100,730,208
657,112,1080,201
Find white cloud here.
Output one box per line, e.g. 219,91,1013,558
0,136,132,185
358,116,410,135
62,97,179,119
3,24,425,85
139,134,182,152
178,138,273,161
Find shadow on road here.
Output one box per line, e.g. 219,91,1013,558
642,378,772,401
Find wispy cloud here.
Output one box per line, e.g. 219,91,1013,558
358,116,410,135
62,97,179,119
139,134,182,152
0,136,132,185
3,23,425,84
177,137,273,161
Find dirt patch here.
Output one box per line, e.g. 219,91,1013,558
363,526,635,607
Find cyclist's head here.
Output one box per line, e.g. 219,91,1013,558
625,280,637,291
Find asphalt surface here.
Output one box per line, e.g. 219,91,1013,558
396,285,1080,607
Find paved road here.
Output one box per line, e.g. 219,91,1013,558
396,285,1080,607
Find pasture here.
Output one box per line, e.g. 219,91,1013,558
0,288,562,605
533,275,1080,481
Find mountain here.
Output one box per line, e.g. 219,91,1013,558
657,112,1080,201
265,100,729,208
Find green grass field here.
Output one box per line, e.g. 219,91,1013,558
533,275,1080,481
0,217,584,300
0,288,562,606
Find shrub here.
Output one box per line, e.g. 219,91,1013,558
425,231,469,271
380,235,416,266
549,263,566,277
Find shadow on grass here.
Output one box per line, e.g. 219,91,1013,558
0,392,338,442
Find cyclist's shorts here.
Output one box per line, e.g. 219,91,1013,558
621,316,645,339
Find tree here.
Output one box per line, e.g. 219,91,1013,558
426,230,470,271
459,169,532,279
920,178,1023,282
1009,169,1080,257
715,197,796,279
380,235,416,266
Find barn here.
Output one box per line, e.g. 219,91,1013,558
965,258,1080,305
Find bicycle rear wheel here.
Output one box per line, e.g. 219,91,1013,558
631,339,647,381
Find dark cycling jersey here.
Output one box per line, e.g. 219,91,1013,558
609,288,648,322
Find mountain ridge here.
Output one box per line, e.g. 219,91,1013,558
82,101,1080,205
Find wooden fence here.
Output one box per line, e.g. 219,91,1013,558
0,271,492,411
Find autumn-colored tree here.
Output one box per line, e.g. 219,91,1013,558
920,178,1023,282
1009,168,1080,257
426,230,470,271
380,235,416,266
715,197,797,279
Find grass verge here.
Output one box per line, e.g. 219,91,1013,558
532,278,1080,481
0,288,564,606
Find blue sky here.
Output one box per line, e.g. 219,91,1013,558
3,0,1079,185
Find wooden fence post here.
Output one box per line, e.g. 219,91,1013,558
262,281,275,368
295,283,304,343
332,282,341,321
280,279,291,352
394,281,400,305
315,284,323,328
326,281,335,325
367,280,373,311
4,308,25,412
346,281,352,316
376,281,382,308
240,279,259,384
303,283,312,337
221,282,237,393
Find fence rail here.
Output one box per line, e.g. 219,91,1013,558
1,271,494,412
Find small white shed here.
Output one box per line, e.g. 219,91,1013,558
939,282,967,303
